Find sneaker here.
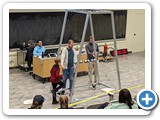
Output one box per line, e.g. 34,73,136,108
52,100,59,104
61,91,65,95
56,92,61,96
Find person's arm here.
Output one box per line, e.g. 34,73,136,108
73,49,77,64
73,49,77,70
55,69,63,79
85,44,92,55
33,46,40,56
61,48,65,69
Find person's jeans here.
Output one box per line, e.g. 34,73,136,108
62,67,74,92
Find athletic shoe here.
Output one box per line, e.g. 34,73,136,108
92,85,96,90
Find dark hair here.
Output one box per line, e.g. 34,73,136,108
29,95,45,109
119,89,134,109
54,59,61,64
68,39,74,44
37,40,42,43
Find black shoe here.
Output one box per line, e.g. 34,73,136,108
92,85,96,90
52,100,59,104
61,91,65,95
57,92,61,95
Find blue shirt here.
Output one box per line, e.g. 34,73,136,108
33,45,46,57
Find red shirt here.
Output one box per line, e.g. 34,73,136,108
50,64,62,83
104,44,108,53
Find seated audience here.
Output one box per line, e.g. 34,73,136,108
133,94,141,109
28,95,45,109
104,88,139,109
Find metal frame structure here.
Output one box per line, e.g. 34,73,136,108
57,9,121,102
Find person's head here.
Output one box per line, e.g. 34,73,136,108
59,95,69,109
37,40,43,47
89,36,93,44
29,95,45,109
119,88,133,109
54,58,61,65
68,39,74,49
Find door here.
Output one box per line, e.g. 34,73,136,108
132,11,145,52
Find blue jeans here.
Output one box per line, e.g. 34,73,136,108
62,67,74,92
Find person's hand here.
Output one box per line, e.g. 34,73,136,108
74,64,76,69
92,52,96,57
62,65,65,70
74,64,76,73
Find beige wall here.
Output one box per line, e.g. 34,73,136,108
125,9,145,52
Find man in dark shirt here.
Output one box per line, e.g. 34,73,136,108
85,36,99,89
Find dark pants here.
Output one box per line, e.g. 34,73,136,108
52,81,64,102
103,53,107,58
25,47,34,68
52,81,64,92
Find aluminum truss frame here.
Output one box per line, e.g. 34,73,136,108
57,9,121,102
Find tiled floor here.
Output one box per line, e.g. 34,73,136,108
9,51,145,109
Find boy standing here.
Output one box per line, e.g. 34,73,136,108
50,58,64,104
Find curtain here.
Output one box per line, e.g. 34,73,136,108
9,10,127,48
